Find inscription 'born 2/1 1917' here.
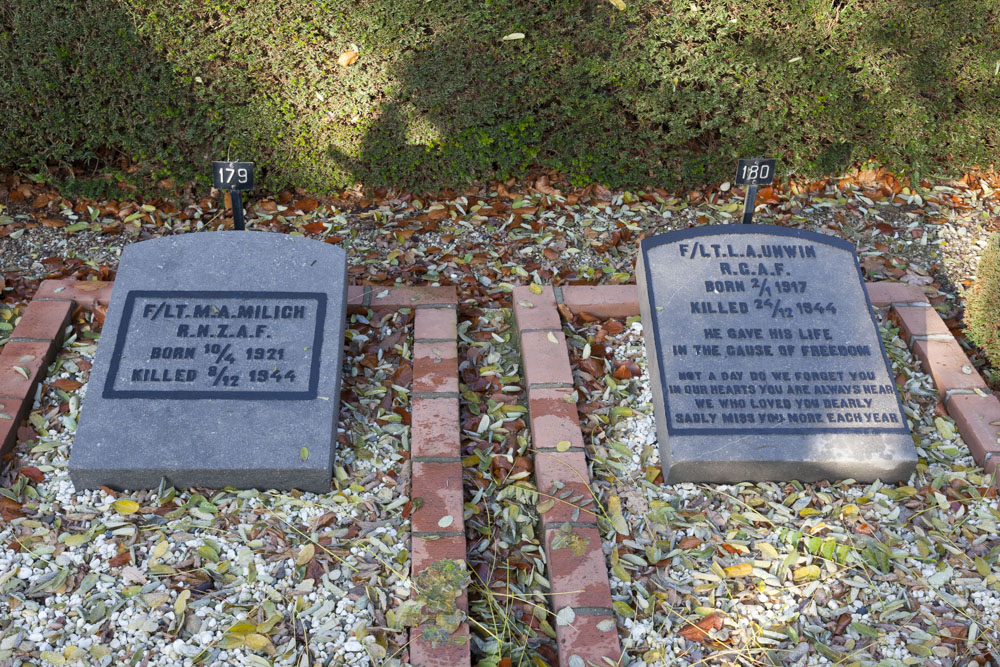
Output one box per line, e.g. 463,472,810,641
103,291,326,400
641,228,908,435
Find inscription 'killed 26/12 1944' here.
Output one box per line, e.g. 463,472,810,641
647,230,906,434
103,291,326,400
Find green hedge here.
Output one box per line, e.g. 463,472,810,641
1,0,998,193
965,234,1000,369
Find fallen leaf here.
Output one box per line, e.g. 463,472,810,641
18,466,44,483
112,499,140,515
121,565,147,585
724,562,753,578
109,551,131,568
678,536,702,549
607,495,629,535
50,378,83,392
296,543,315,566
678,613,723,643
338,50,359,67
501,32,525,41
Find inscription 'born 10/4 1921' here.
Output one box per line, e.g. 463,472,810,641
104,290,326,400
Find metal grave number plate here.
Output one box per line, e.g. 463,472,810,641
735,158,776,186
212,161,255,192
104,291,325,400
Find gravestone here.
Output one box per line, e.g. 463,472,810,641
70,232,348,493
637,225,917,483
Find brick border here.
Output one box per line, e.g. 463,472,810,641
1,292,75,459
407,292,471,666
514,286,623,667
2,280,469,666
554,282,1000,490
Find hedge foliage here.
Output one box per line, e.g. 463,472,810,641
1,0,998,192
965,234,1000,369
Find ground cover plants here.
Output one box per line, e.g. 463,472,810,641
964,234,1000,375
2,0,999,192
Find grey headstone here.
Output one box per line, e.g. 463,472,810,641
637,225,917,483
70,232,348,493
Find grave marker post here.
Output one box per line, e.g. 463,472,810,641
735,158,776,224
212,161,255,231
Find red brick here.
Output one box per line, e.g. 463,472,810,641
0,396,29,458
0,341,55,400
554,613,622,667
12,300,73,342
545,524,613,610
535,450,598,527
521,331,573,387
529,387,584,451
411,534,469,614
513,286,561,331
947,394,1000,465
985,454,997,481
415,307,457,341
35,279,113,308
412,535,467,572
411,461,464,533
561,285,640,319
346,286,366,313
911,339,987,397
413,342,459,394
893,306,950,341
412,397,460,458
370,286,457,311
409,622,471,667
864,281,926,308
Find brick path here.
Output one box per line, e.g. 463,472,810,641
1,279,998,666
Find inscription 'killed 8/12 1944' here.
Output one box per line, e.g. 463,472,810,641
104,291,326,400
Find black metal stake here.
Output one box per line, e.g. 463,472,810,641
232,191,245,231
741,184,758,225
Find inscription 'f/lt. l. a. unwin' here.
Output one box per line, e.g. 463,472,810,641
637,225,917,483
103,291,326,400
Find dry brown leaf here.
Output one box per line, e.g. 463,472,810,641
338,50,359,67
678,613,723,643
50,378,83,392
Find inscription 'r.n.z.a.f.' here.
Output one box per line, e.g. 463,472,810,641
103,290,326,400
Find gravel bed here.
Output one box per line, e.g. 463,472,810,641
0,308,414,666
564,313,1000,665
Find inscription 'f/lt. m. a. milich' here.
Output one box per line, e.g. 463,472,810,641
104,291,326,400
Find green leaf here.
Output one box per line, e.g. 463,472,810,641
613,599,636,618
300,446,309,461
850,621,880,638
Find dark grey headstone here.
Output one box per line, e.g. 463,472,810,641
70,232,348,493
637,225,916,483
